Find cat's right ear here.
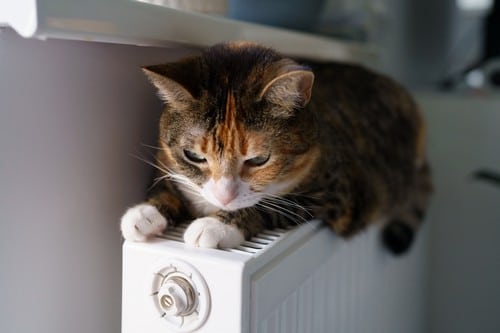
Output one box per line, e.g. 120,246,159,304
142,65,195,109
258,64,314,117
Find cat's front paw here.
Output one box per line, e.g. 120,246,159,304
184,217,244,249
120,204,167,241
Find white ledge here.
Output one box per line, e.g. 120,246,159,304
0,0,376,64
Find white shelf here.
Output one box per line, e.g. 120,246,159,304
0,0,376,64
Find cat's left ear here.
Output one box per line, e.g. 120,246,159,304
141,63,198,110
259,65,314,115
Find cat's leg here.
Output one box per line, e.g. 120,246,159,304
121,184,192,241
382,161,433,255
322,197,361,237
183,209,261,248
183,206,299,248
316,174,382,239
121,203,167,241
183,216,245,248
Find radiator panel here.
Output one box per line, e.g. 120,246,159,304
250,224,428,333
122,220,428,333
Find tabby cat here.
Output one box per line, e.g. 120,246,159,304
120,42,432,255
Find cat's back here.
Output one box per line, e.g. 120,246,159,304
307,61,426,197
310,61,418,119
308,61,423,147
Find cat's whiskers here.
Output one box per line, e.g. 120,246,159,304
131,154,171,191
258,198,310,225
164,173,203,198
284,191,321,202
140,142,169,152
150,174,170,190
267,190,321,207
131,153,169,174
132,153,204,199
256,202,306,226
262,193,314,217
255,202,296,224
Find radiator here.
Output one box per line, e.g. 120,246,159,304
122,220,428,333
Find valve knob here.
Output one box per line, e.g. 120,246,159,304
151,259,210,332
157,275,197,317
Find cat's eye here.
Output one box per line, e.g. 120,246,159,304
183,149,207,163
245,154,270,167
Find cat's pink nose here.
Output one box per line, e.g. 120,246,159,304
212,178,239,206
213,188,238,205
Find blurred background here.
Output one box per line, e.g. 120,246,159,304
1,0,499,332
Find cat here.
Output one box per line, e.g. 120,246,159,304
120,41,432,255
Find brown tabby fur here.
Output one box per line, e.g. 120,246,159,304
142,42,433,254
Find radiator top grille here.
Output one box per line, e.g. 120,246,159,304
157,223,294,255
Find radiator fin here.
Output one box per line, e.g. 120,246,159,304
254,226,426,333
158,223,293,255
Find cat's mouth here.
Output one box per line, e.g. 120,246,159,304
190,191,261,215
177,175,295,213
207,179,294,209
178,176,256,212
202,181,294,213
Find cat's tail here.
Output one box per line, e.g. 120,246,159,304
382,161,433,255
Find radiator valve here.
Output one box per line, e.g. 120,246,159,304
158,275,197,316
152,259,210,332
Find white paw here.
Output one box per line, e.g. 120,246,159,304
120,204,167,241
183,217,244,248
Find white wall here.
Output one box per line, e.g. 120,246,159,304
418,93,500,333
0,28,195,333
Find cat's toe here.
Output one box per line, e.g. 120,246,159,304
184,217,244,249
120,204,167,241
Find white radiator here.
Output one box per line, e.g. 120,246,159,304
122,220,428,333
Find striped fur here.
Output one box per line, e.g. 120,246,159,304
138,42,432,254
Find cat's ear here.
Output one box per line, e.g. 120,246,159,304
142,64,196,109
259,64,314,116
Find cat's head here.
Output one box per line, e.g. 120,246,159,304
143,42,319,213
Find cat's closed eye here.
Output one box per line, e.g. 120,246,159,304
183,149,207,163
244,154,270,167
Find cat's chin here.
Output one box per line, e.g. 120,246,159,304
194,197,259,214
201,201,252,213
192,200,246,214
192,200,220,215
